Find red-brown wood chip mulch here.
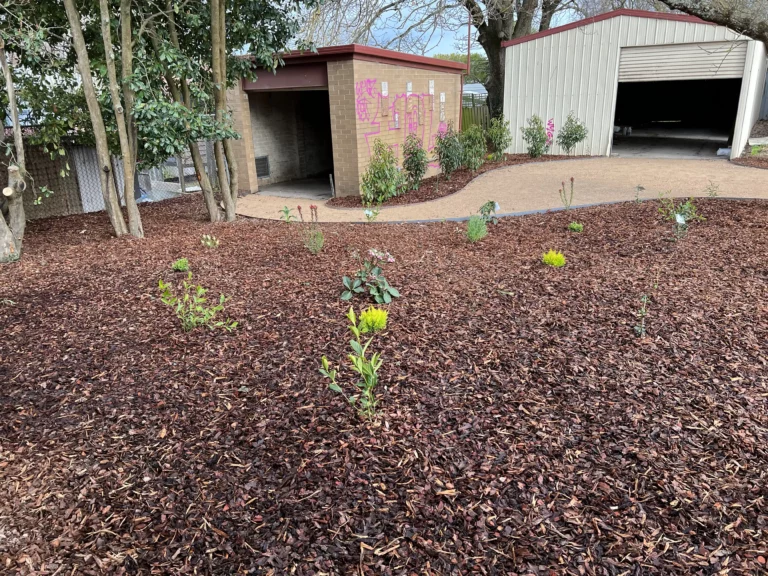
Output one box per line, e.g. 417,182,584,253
327,154,586,208
1,196,767,575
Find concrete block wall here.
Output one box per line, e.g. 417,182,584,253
248,92,301,185
348,60,462,195
226,82,259,194
327,60,360,196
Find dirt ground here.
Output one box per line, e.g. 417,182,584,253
2,196,767,574
238,157,768,222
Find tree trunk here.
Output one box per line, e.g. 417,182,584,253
476,28,505,119
150,12,221,222
63,0,128,237
218,0,239,212
0,40,26,263
211,0,236,221
539,0,558,31
99,0,144,238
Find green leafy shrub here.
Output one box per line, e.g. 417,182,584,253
521,115,549,158
479,200,500,225
556,112,588,154
361,139,405,205
402,133,429,191
460,124,487,171
658,195,704,224
542,249,566,267
341,249,401,304
559,177,575,210
320,307,383,419
567,221,583,233
201,234,219,248
359,306,388,333
466,214,488,243
172,257,189,272
158,273,237,331
486,117,513,160
435,123,463,179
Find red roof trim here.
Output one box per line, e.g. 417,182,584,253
501,9,710,48
279,44,466,73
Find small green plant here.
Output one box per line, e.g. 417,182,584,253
521,115,549,158
359,306,388,333
320,307,384,419
158,273,237,332
459,124,487,172
556,112,588,154
704,180,719,198
635,184,646,203
279,206,297,223
466,214,488,243
542,249,566,267
634,294,650,337
435,123,463,179
171,257,189,272
363,205,380,223
568,222,583,233
299,204,324,255
402,133,429,191
658,194,705,239
559,177,575,210
750,144,766,156
201,234,219,248
0,298,15,306
341,249,401,304
486,117,513,161
361,139,405,204
479,200,500,225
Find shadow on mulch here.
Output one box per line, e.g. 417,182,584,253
2,195,768,574
327,153,586,208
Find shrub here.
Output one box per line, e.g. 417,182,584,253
320,307,384,419
300,204,324,255
521,115,549,158
435,123,463,179
201,234,219,248
359,306,388,333
479,200,500,225
567,222,583,233
363,205,380,223
402,133,429,191
158,272,237,331
172,257,189,272
460,124,487,172
361,139,405,205
341,248,401,304
486,117,513,161
542,249,566,267
559,177,575,210
634,294,650,337
556,112,588,154
466,214,488,243
658,195,705,224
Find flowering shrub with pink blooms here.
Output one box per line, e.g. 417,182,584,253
521,115,550,158
341,249,401,304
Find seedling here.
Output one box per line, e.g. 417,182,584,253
201,234,219,248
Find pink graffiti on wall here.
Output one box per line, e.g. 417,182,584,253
354,78,443,168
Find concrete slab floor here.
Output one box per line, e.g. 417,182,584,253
257,176,333,200
611,136,728,159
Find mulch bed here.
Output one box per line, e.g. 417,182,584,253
2,196,768,574
327,154,585,208
732,156,768,170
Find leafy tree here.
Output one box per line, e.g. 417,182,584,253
658,0,767,45
434,52,489,85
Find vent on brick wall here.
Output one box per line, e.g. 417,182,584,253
255,156,270,178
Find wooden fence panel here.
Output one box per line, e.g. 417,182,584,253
461,105,491,131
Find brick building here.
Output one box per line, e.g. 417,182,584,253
226,45,465,198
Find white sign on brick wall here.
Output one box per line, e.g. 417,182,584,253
381,81,388,97
406,82,412,97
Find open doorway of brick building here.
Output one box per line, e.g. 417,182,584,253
249,89,335,200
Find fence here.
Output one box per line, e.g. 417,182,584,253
462,104,491,132
1,140,219,221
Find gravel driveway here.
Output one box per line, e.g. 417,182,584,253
237,157,768,222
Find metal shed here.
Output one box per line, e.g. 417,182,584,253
502,9,767,160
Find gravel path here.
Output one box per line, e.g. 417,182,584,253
237,157,768,221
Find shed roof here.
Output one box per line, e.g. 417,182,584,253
275,44,466,74
501,9,716,48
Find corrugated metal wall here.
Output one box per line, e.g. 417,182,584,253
760,72,768,120
503,15,744,156
618,41,747,81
